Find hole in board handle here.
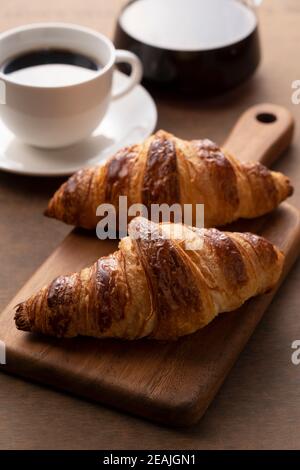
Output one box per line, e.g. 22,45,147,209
256,113,277,124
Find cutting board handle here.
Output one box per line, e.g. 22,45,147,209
223,103,294,166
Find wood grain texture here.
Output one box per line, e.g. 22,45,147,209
1,0,300,448
0,104,298,426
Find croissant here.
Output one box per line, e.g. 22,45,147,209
45,130,293,229
15,217,284,341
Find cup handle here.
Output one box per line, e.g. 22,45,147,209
111,50,143,100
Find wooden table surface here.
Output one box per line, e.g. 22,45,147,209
1,0,300,450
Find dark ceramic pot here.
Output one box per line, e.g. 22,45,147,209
114,0,261,96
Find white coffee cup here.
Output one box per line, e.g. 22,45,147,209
0,23,143,148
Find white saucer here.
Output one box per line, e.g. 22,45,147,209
0,71,157,176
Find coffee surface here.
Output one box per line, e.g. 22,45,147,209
2,49,100,87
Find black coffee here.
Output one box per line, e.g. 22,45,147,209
2,49,101,87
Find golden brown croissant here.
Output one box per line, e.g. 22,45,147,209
45,130,293,229
15,217,284,341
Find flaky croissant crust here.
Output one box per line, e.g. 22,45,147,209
15,217,284,341
45,130,293,229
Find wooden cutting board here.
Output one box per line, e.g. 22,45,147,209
1,104,299,426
